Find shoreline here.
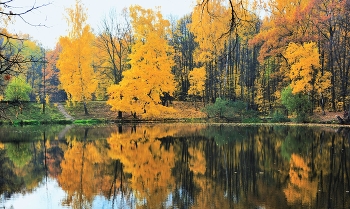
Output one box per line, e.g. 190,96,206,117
0,101,344,126
0,117,346,127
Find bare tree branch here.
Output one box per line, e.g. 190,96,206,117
0,0,51,27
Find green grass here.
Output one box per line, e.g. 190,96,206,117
1,100,208,125
1,102,66,125
73,118,106,124
0,101,118,125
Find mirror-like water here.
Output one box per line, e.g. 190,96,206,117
0,123,349,209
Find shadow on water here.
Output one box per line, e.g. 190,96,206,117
0,123,349,208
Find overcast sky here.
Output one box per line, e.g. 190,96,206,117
6,0,195,49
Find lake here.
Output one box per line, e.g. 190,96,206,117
0,123,349,209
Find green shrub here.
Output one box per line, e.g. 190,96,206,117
5,77,32,101
242,116,261,123
202,98,258,122
271,111,290,123
281,86,311,122
202,97,228,118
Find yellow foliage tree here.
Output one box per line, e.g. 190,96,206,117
188,66,206,107
107,5,176,118
189,0,243,100
56,0,97,115
190,0,230,63
188,67,206,97
284,42,331,95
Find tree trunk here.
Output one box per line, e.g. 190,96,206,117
83,101,89,115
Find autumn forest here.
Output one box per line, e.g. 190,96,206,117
1,0,350,120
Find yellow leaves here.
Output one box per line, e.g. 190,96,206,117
57,24,97,102
250,0,313,62
57,1,97,103
85,143,103,163
129,5,170,40
107,5,176,118
22,40,41,58
284,42,330,94
65,0,88,39
190,0,230,63
188,66,206,96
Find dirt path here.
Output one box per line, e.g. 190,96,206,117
56,103,74,120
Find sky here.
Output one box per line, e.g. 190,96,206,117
6,0,195,49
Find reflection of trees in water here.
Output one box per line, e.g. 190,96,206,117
107,159,134,209
0,141,46,198
1,125,350,208
46,143,64,178
315,129,350,208
179,125,350,208
168,136,202,208
59,128,95,208
0,148,22,197
6,143,33,168
283,154,318,204
105,124,350,208
108,125,178,208
58,128,135,209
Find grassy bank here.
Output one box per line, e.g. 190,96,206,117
0,102,70,125
0,101,339,125
0,101,207,125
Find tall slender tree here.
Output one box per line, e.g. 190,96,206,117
56,0,97,115
170,15,196,100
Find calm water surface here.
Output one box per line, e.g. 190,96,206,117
0,123,349,209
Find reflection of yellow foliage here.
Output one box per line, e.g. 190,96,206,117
188,147,206,175
283,154,317,205
108,125,176,196
0,142,4,149
192,176,231,209
58,140,106,206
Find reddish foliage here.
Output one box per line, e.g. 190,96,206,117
4,74,11,81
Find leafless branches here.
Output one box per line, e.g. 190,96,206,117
0,0,51,27
95,9,132,85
